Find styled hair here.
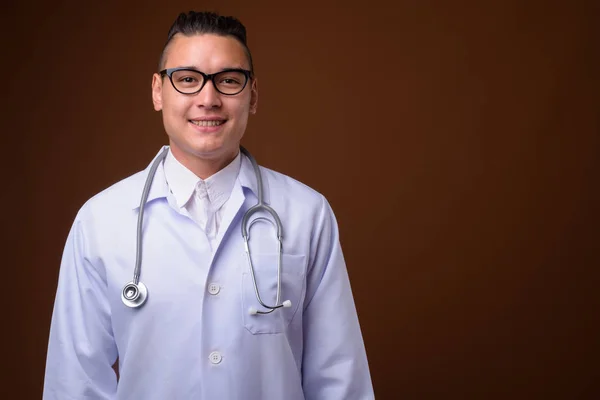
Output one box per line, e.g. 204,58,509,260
158,11,254,72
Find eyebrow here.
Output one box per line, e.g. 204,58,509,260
173,65,247,72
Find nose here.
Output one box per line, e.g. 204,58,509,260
194,79,222,109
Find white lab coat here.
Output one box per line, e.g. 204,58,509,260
43,146,374,399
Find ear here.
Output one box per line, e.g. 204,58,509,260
249,77,258,114
151,73,163,111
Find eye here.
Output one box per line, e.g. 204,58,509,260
178,76,199,83
220,77,242,85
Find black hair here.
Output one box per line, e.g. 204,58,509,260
158,11,254,72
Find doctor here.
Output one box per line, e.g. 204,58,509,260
43,10,374,400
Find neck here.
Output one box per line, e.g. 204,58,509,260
169,144,238,180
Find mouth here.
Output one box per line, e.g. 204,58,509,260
189,119,227,127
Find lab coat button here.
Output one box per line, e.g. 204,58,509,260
208,283,220,295
209,351,222,364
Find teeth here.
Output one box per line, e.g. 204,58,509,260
191,120,224,127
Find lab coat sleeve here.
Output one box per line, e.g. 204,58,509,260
43,214,118,399
301,196,375,399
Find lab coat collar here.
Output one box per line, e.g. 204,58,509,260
130,146,170,209
131,145,268,209
237,148,270,204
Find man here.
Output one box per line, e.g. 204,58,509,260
43,11,374,399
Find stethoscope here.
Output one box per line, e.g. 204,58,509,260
121,146,292,316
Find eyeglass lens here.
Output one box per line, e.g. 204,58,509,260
170,70,247,94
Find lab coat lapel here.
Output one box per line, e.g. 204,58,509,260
213,155,262,255
209,151,264,259
212,180,247,257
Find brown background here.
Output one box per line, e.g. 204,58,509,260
3,0,599,398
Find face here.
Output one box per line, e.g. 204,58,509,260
152,34,258,166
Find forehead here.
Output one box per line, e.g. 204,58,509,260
163,33,249,71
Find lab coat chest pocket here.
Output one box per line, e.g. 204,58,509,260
241,253,306,335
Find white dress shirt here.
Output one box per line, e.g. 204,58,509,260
43,146,374,400
163,148,241,252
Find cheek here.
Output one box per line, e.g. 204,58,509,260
163,94,191,118
227,98,251,119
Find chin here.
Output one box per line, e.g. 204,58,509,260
189,142,237,161
169,131,239,161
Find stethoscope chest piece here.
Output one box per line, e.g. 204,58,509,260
121,281,148,308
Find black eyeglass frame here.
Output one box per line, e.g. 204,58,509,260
159,67,253,96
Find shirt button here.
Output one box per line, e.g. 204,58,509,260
208,283,221,295
209,351,222,364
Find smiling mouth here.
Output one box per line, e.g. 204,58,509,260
190,120,226,127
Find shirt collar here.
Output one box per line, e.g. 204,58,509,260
131,146,268,209
164,147,242,210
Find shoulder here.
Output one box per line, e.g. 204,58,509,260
76,169,147,223
259,165,331,217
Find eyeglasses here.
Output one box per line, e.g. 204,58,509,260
159,67,252,95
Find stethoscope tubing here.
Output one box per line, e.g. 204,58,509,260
123,146,290,315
